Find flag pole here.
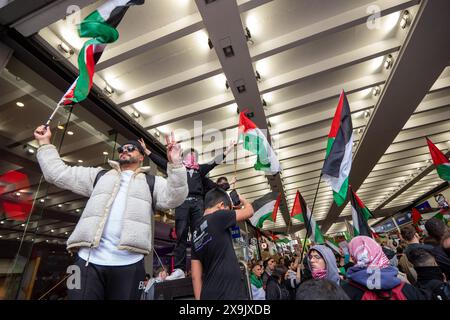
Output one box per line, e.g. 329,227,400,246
299,173,322,264
45,102,64,127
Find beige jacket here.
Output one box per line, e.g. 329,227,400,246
36,144,188,255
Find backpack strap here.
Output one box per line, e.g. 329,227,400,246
93,169,109,188
93,169,156,213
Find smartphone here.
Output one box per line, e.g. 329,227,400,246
229,189,241,207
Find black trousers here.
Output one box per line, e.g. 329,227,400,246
173,198,204,271
67,256,145,300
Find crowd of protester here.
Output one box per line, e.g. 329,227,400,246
247,217,450,300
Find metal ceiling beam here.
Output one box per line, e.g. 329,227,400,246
321,0,450,233
96,0,273,71
194,0,291,225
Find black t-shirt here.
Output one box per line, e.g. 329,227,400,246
191,210,246,300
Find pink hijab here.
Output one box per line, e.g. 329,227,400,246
348,236,390,269
183,152,199,170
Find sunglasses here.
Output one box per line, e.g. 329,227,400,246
117,145,138,154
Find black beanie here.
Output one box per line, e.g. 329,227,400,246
121,140,145,155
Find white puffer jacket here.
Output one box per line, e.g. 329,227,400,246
36,144,188,255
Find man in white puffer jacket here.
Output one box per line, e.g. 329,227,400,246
34,125,188,300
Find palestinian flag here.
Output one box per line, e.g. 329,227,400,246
290,190,324,244
60,0,144,106
349,187,373,237
426,138,450,181
324,236,340,254
411,207,422,225
272,193,281,223
270,232,290,244
322,90,354,206
433,211,448,225
250,192,279,228
238,112,281,175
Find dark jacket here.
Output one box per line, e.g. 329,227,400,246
341,266,426,300
150,152,224,197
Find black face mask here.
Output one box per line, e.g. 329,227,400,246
218,183,230,191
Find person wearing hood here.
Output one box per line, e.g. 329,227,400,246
285,257,301,299
306,245,341,285
341,236,425,300
249,262,265,300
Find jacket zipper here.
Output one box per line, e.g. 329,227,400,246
92,171,121,248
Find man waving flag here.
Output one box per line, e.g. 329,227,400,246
322,90,354,206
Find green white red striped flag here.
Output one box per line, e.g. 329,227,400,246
426,138,450,181
250,192,279,228
60,0,144,106
322,90,354,206
290,190,324,244
238,112,281,175
349,187,373,237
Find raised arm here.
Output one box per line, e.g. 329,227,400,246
139,138,168,172
151,134,188,210
199,140,235,176
235,195,254,222
34,125,102,197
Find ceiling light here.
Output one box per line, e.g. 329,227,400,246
0,235,2,238
27,147,35,155
57,125,64,130
400,10,411,29
16,237,20,240
76,209,80,213
65,232,68,235
67,131,74,135
195,30,210,50
58,204,63,208
39,199,45,203
0,221,4,224
77,160,83,163
58,42,74,55
102,151,109,156
15,192,21,197
21,224,25,227
46,240,49,243
16,101,24,107
372,86,381,96
245,27,253,43
255,70,261,81
51,229,54,233
384,54,394,70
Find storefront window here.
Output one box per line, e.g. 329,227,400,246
0,56,135,299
